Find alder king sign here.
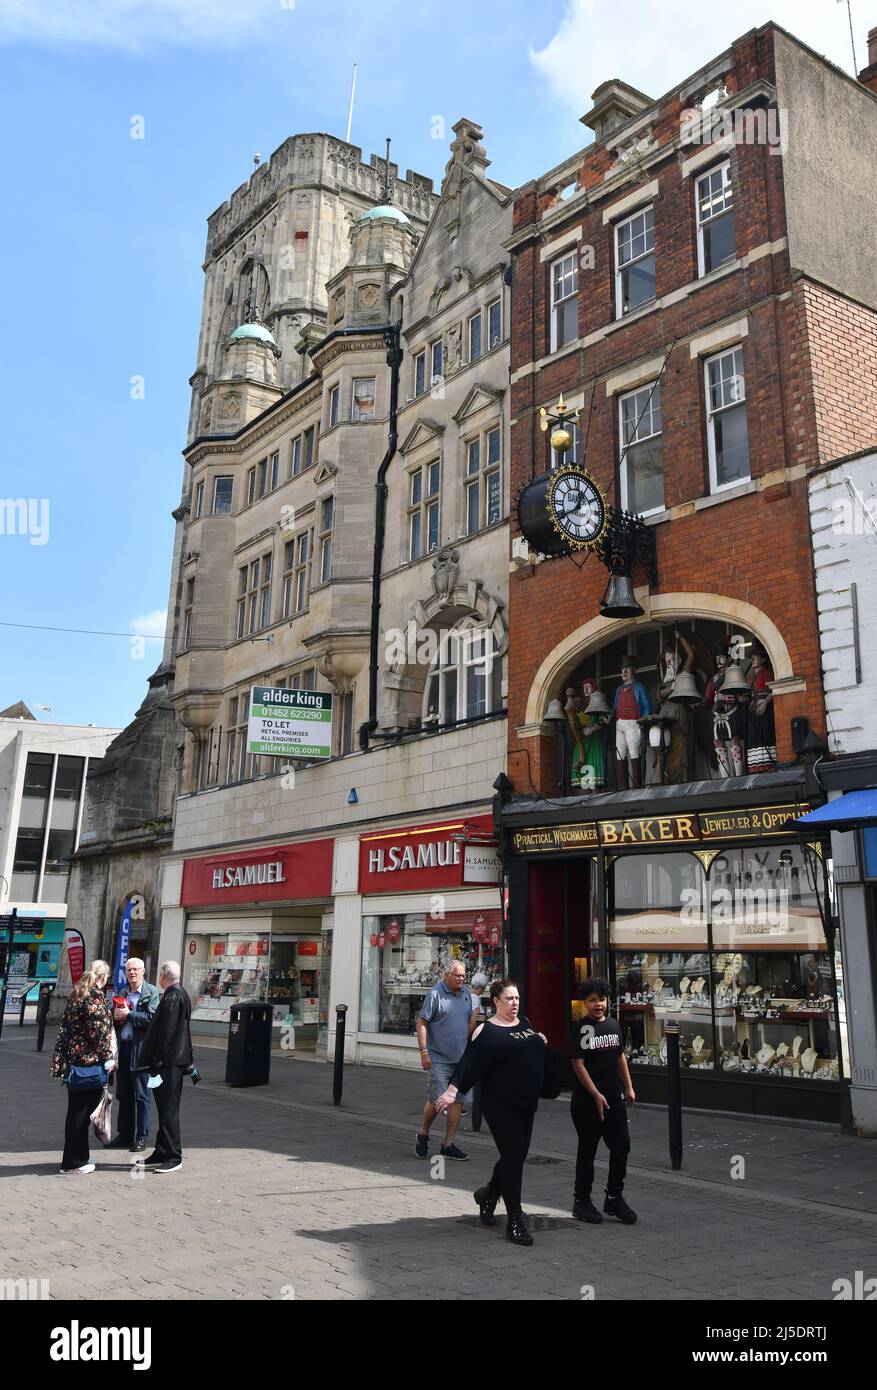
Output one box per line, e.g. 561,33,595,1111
247,685,334,759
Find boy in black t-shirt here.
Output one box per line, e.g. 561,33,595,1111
568,976,637,1225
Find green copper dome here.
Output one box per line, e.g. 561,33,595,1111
229,321,277,345
359,203,410,225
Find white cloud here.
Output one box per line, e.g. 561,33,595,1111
130,609,167,637
0,0,288,50
530,0,864,119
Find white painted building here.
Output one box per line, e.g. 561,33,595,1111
0,705,120,1010
808,448,877,1134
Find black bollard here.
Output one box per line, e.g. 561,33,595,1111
333,1004,348,1106
471,1080,483,1132
665,1021,683,1170
36,983,54,1052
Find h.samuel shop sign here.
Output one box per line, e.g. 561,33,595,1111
180,840,333,907
359,816,499,894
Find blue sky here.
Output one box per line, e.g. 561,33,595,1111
0,0,865,730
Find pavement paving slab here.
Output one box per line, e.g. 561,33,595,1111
1,1028,875,1301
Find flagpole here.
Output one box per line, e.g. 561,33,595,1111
345,63,357,144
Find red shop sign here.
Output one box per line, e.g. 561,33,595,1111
359,814,495,894
180,840,333,907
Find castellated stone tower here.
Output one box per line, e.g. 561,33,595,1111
186,134,435,443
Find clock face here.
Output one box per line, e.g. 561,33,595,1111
547,467,606,547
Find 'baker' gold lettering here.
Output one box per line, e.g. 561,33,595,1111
601,823,619,844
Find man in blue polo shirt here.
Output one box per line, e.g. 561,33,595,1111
414,961,474,1161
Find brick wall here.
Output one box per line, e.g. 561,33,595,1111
505,24,846,796
797,281,877,464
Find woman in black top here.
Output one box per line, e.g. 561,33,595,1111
436,978,546,1246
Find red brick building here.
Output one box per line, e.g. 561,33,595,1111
497,22,877,1123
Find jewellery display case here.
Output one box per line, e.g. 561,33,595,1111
608,845,842,1085
712,951,838,1079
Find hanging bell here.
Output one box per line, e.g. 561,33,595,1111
720,663,750,694
584,690,611,715
600,573,644,619
669,670,702,705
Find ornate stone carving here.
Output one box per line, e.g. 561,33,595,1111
444,323,462,373
200,398,213,431
357,283,380,310
431,544,460,598
220,391,240,419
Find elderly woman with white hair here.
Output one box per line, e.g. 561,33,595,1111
138,962,194,1173
51,960,117,1175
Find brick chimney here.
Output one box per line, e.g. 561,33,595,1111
858,25,877,94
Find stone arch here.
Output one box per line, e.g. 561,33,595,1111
523,591,795,725
381,581,508,729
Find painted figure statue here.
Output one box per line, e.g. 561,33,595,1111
704,644,746,777
565,679,610,791
746,644,777,773
612,655,652,789
645,631,698,785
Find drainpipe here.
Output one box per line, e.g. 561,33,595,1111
360,305,403,749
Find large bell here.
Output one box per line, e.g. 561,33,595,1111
600,573,644,619
669,670,702,705
585,690,611,715
721,663,750,694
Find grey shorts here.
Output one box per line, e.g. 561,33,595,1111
426,1055,472,1106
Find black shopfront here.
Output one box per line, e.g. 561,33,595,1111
500,767,849,1126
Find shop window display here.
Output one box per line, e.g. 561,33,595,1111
360,912,503,1036
266,938,321,1027
190,933,269,1024
609,846,841,1082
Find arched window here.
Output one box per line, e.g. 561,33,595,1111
422,618,503,726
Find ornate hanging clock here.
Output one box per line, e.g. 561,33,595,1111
515,392,608,558
517,465,608,558
547,466,607,547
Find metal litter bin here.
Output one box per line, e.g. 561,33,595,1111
225,998,272,1087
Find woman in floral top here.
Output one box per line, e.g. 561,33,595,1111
51,959,116,1174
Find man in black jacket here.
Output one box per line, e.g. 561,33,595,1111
138,962,194,1174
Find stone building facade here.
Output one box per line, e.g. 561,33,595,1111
80,123,512,1067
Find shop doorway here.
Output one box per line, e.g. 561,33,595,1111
524,857,596,1045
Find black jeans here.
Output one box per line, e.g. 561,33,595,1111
571,1097,630,1200
153,1066,186,1164
116,1040,151,1142
483,1100,536,1217
62,1086,103,1169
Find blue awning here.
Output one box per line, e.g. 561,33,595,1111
794,789,877,832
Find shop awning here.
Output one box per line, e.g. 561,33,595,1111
793,789,877,832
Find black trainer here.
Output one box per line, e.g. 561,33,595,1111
572,1197,603,1224
440,1143,468,1161
474,1185,498,1227
604,1194,637,1224
414,1133,429,1159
